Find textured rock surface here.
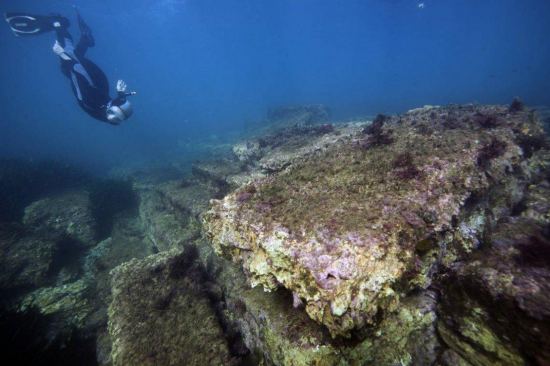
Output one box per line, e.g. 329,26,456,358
256,123,362,173
0,223,57,292
124,166,439,365
3,103,547,365
233,122,361,174
19,278,95,332
22,191,96,247
108,250,236,366
137,178,220,252
6,214,154,351
216,253,442,365
204,105,547,337
266,104,330,130
191,158,244,189
437,175,550,366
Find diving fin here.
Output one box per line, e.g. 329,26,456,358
75,8,95,47
4,12,69,37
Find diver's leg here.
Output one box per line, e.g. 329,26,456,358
74,10,95,58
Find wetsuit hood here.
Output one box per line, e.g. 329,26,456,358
106,100,133,124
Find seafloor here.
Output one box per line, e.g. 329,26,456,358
1,102,549,366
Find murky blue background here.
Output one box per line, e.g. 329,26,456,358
1,0,549,173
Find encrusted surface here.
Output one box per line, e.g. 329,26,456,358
204,105,546,336
108,250,236,366
437,173,550,366
23,191,96,247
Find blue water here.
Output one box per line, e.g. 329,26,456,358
1,0,549,173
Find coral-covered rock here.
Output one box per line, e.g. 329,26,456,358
217,257,441,365
231,122,363,179
204,105,547,337
108,249,236,366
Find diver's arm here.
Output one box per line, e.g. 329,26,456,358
109,80,136,107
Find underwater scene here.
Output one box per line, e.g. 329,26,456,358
1,0,550,365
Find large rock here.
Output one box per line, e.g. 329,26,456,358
114,177,441,365
23,191,96,248
12,214,154,351
214,249,441,365
204,105,548,337
437,174,550,366
0,223,57,293
256,123,362,173
233,122,362,174
108,249,237,366
137,179,218,252
19,278,95,335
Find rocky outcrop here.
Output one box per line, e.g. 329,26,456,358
23,191,96,248
233,121,361,174
0,223,57,293
437,175,550,366
266,104,330,130
137,177,224,252
0,192,96,296
108,249,237,366
215,253,442,365
98,103,549,365
204,105,548,337
4,103,546,365
10,214,153,353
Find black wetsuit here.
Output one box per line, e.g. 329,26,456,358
54,15,127,124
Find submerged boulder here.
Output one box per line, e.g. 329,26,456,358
19,278,95,334
215,251,441,365
108,249,237,366
237,121,360,173
23,191,96,248
437,175,550,366
204,104,548,337
137,178,221,252
0,223,57,293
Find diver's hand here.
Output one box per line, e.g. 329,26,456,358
52,40,65,56
53,41,72,61
116,80,137,96
116,79,127,93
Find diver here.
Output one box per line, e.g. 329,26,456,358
5,10,136,125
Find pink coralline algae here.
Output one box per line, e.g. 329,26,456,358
204,104,548,337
